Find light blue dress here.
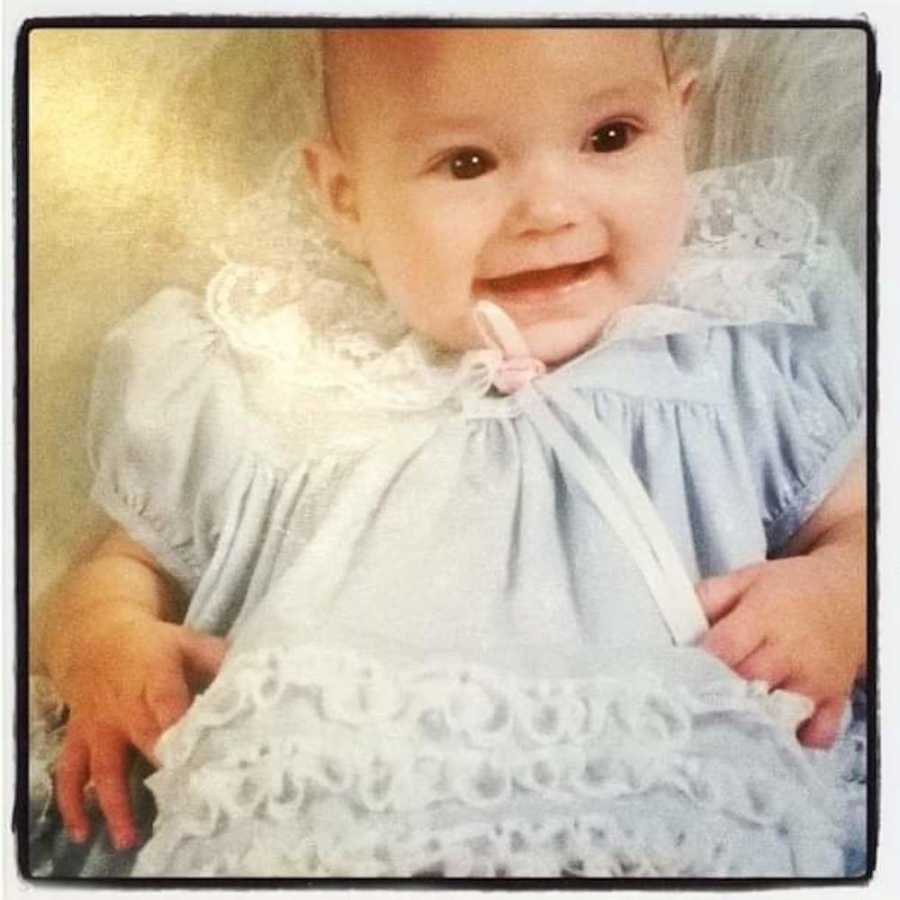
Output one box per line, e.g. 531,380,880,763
85,161,865,877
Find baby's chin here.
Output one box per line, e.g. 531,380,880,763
518,316,608,367
409,305,613,367
473,286,636,367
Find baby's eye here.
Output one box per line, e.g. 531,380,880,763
446,148,495,180
589,121,636,154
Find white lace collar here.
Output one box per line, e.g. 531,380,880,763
600,157,820,345
208,157,825,435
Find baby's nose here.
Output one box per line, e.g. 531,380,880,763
508,160,588,237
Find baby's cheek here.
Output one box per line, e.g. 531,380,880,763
382,266,480,351
406,304,482,352
627,189,688,284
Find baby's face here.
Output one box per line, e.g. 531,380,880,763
313,29,693,365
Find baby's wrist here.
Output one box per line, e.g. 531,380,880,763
805,552,867,683
41,556,171,696
49,600,154,700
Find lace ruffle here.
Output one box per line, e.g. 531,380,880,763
140,801,827,878
600,158,821,344
138,644,845,877
666,158,820,319
204,156,830,451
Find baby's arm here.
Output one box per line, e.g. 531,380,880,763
34,527,227,849
697,452,866,748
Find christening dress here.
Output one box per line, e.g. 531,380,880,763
84,161,865,877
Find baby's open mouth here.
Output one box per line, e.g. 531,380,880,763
475,257,605,301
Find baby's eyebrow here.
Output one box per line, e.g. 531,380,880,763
582,80,665,107
393,115,488,144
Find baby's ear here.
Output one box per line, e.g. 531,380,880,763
301,140,368,261
671,68,698,112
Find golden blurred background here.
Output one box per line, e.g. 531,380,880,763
28,29,313,604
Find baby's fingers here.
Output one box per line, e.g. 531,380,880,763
797,697,846,749
733,642,794,688
90,730,136,850
126,701,166,767
143,662,191,735
695,564,764,624
55,734,91,843
701,602,767,669
178,628,227,686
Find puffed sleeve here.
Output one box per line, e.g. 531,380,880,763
725,240,866,554
87,288,246,593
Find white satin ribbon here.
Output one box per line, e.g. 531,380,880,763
473,300,709,646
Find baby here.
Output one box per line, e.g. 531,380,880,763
36,28,866,877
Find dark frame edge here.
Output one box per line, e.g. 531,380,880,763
863,14,880,884
13,15,33,884
11,15,880,887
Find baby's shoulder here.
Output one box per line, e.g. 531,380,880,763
88,288,256,588
96,281,414,476
90,285,255,470
96,286,245,432
105,285,223,359
712,232,864,385
681,158,863,344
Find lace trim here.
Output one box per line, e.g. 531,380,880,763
158,645,818,762
600,159,820,344
207,156,824,428
207,263,499,413
140,803,835,878
140,644,843,877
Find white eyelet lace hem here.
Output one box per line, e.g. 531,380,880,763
135,643,847,878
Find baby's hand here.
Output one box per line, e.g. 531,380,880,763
696,557,865,749
54,610,226,850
